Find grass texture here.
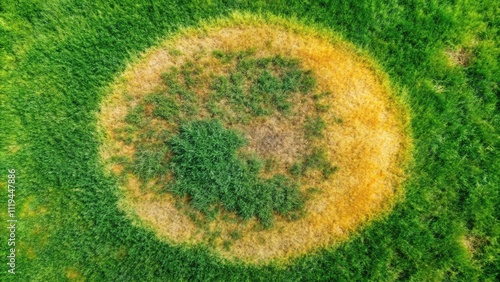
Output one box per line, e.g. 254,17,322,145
105,45,336,260
100,21,409,262
168,119,304,227
117,51,324,229
0,0,498,281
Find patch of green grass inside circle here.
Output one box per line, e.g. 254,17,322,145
167,119,305,228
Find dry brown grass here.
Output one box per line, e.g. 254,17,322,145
98,17,411,264
446,47,472,67
461,235,476,255
243,115,306,169
237,96,316,176
460,234,487,257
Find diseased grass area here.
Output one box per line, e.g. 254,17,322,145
0,0,498,281
116,51,325,230
100,24,411,262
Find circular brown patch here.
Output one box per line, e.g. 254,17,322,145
98,17,411,263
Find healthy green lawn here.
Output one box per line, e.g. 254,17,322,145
1,0,498,281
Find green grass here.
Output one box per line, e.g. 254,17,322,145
167,119,304,227
210,52,317,120
0,0,498,281
289,147,337,180
304,116,326,139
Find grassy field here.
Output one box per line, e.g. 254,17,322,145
1,0,499,281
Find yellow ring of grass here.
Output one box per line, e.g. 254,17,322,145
98,13,411,264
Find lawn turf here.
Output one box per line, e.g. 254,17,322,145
0,0,498,281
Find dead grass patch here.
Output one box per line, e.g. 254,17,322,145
461,235,476,255
460,234,488,257
237,95,316,176
446,47,472,67
243,115,306,167
98,17,411,264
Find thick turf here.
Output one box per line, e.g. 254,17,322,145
0,1,498,280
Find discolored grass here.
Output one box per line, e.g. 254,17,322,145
107,45,328,232
446,48,473,67
3,1,498,280
99,19,411,263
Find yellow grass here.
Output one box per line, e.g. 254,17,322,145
98,13,412,264
460,233,486,257
66,267,85,281
445,47,472,67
